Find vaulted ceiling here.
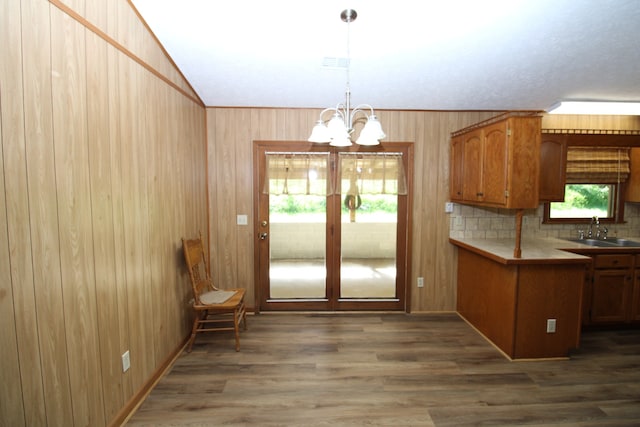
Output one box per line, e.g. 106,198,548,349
131,0,640,111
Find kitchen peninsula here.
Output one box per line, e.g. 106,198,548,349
450,237,591,360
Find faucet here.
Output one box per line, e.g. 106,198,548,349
587,216,600,239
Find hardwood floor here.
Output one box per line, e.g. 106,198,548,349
126,313,640,426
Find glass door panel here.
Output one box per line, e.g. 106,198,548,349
340,194,397,299
269,194,327,299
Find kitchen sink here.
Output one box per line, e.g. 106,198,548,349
599,238,640,247
565,238,619,247
565,237,640,247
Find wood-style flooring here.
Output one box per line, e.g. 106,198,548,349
126,313,640,426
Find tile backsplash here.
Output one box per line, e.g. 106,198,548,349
449,202,640,240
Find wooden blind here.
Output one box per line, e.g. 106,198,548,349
566,147,630,183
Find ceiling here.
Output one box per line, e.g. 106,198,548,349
131,0,640,111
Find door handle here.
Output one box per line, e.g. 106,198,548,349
259,232,268,240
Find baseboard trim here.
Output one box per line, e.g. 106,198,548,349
109,336,189,426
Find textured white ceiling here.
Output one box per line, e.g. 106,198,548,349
131,0,640,111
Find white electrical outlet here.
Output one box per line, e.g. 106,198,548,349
122,350,131,372
417,277,424,288
546,319,557,333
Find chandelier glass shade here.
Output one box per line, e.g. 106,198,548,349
308,9,386,147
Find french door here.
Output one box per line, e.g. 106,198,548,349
253,141,412,311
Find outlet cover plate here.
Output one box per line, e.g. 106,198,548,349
122,350,131,372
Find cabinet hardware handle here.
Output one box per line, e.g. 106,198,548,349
477,192,484,196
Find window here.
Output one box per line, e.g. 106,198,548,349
544,146,629,223
546,184,617,221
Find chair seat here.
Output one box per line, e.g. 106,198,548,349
199,289,236,304
195,288,246,309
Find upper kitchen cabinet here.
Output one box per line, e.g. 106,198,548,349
537,131,640,205
626,147,640,202
539,133,567,202
450,133,465,202
450,113,541,209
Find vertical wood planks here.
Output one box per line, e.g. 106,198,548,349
86,22,123,422
0,3,28,424
2,0,207,424
51,7,105,425
206,108,503,313
2,0,50,425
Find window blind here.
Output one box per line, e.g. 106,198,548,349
337,152,407,195
566,147,630,184
263,153,332,195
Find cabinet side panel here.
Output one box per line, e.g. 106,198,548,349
457,249,517,356
515,265,585,358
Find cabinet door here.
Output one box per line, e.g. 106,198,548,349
582,267,593,325
539,134,567,202
462,129,483,202
591,269,633,323
625,148,640,202
450,135,464,201
631,268,640,322
481,122,508,205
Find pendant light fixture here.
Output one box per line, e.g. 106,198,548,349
308,9,386,147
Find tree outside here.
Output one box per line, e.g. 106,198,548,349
550,184,612,218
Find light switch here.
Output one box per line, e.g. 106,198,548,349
236,214,248,225
445,202,454,213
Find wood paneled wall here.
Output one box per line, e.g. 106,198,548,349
206,110,640,314
206,108,498,312
0,0,207,425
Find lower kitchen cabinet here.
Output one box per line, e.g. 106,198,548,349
631,255,640,322
583,253,639,325
591,269,633,323
456,247,587,359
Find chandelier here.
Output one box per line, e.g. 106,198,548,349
308,9,386,147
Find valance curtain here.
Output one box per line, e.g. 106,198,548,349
566,147,630,184
263,153,332,195
337,153,407,195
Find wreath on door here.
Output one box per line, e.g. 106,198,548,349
344,194,362,210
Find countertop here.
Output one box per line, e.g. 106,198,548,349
449,236,640,265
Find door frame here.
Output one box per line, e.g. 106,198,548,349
252,140,413,312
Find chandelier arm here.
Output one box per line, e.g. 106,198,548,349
351,104,376,116
349,104,376,125
317,107,337,122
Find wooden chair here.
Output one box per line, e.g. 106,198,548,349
182,233,247,352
